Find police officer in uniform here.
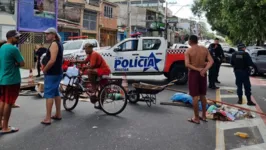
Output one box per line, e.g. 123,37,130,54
208,46,219,89
208,38,225,83
230,43,256,106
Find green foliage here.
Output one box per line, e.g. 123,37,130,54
192,0,266,46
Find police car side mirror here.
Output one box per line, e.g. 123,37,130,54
114,48,120,52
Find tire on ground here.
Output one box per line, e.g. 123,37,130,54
168,65,188,85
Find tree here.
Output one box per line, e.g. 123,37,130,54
192,0,266,46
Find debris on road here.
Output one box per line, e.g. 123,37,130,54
161,93,260,121
92,126,98,129
226,90,234,93
207,99,266,117
234,132,249,138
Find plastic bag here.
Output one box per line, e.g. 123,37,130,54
171,93,209,111
62,65,79,85
171,93,192,104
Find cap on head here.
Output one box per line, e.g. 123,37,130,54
84,43,94,48
6,30,21,39
238,43,246,49
44,27,57,34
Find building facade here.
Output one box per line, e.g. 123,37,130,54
57,0,83,41
0,0,16,40
58,0,100,41
99,0,118,46
80,0,100,40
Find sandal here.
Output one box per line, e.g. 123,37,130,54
188,118,200,124
41,121,51,125
0,127,19,134
199,117,208,122
51,116,62,120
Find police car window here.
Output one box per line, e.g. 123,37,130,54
143,39,161,50
257,50,266,56
63,41,83,50
118,40,138,52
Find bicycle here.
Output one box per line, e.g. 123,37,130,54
60,64,128,116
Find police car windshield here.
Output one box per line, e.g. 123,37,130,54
63,41,83,50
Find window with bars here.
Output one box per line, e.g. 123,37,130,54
83,11,97,30
104,5,113,18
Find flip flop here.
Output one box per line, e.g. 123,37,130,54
199,117,208,122
0,126,11,130
41,121,51,125
188,118,200,124
0,127,19,134
51,116,62,120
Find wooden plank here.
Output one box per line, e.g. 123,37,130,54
160,102,192,108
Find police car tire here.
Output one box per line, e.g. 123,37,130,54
163,73,169,78
169,66,188,85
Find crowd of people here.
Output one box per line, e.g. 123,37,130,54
0,28,64,133
0,26,258,133
0,27,111,134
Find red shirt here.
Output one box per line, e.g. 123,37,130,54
85,51,110,71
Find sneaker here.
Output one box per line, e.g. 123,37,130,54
247,101,256,106
215,80,221,84
237,100,242,104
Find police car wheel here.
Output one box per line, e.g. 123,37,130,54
169,66,188,85
249,66,257,76
163,73,169,78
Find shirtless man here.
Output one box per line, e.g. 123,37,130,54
185,35,214,124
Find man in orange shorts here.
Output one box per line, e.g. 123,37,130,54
0,30,25,134
72,43,111,109
185,35,214,124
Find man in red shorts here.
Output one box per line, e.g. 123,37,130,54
72,43,111,109
185,35,214,124
0,30,24,134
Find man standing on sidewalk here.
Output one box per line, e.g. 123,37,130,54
0,30,25,134
208,38,225,83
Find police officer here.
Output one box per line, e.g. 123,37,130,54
208,38,225,83
230,43,256,106
208,45,219,89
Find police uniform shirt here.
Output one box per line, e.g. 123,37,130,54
230,50,253,71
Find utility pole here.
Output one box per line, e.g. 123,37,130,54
165,1,168,40
157,0,160,37
127,0,131,38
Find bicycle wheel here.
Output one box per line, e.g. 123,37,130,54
99,83,127,115
63,86,79,111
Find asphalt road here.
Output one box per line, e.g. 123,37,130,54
1,64,266,150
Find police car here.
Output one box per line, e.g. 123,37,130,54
93,37,189,84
